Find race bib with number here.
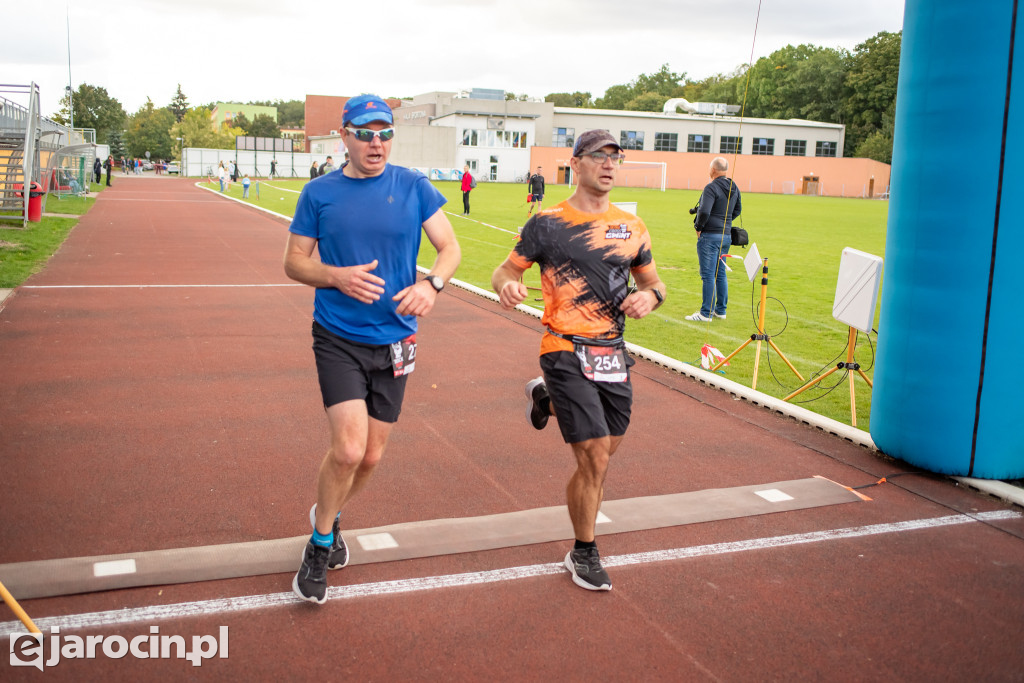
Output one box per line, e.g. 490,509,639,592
574,343,627,383
390,334,417,377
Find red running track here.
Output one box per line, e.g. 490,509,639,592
0,176,1022,681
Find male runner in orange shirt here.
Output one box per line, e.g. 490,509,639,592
491,129,666,591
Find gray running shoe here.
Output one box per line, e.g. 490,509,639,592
292,540,330,604
564,547,612,591
310,504,349,570
525,376,550,430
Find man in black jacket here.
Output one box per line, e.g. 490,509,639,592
686,156,741,322
527,166,545,216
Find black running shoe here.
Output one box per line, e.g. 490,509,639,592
309,504,349,570
525,376,550,430
564,547,612,591
292,540,330,604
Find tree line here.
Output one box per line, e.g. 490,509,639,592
52,84,305,161
540,31,901,163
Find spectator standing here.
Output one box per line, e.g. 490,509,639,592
685,157,741,322
460,164,474,215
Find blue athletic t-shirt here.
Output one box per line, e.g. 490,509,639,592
289,164,446,345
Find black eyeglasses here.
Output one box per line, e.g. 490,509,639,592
581,151,626,164
345,127,395,142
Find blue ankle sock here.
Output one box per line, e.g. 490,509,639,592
312,528,333,548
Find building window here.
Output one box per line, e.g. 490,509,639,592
552,127,574,147
784,139,806,156
620,130,645,150
815,141,837,157
489,155,498,181
654,133,678,152
462,129,479,146
687,134,711,153
752,137,774,155
720,136,742,154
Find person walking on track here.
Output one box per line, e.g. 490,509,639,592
284,94,462,604
490,129,666,592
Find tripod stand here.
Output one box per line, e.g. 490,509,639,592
711,257,804,390
783,326,872,427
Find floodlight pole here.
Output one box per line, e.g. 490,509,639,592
783,325,873,427
711,257,804,390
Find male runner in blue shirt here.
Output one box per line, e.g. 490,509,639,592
285,94,461,603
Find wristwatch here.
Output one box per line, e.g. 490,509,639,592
425,275,445,292
650,288,664,306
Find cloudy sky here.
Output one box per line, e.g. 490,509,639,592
5,0,904,119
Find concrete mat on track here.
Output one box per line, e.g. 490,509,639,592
0,476,864,599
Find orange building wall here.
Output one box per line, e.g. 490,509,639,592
529,147,891,198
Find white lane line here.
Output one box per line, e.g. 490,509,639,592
445,210,520,236
1,511,1017,638
20,284,304,289
262,182,302,194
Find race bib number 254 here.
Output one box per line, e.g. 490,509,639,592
574,344,627,383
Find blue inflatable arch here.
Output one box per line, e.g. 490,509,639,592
870,0,1022,478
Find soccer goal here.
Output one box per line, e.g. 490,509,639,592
616,161,666,191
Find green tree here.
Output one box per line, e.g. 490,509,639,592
249,113,281,138
107,130,127,160
545,92,593,108
232,113,252,134
169,107,244,151
624,92,668,112
53,84,127,144
595,84,633,110
634,64,687,97
845,30,901,155
126,98,175,159
168,84,189,122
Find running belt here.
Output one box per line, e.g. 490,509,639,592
546,328,624,348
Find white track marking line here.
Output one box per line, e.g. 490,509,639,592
261,182,302,194
1,511,1017,638
445,210,520,236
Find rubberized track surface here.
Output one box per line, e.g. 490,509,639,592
1,177,1022,681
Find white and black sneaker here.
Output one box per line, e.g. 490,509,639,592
525,376,550,430
564,547,612,591
309,504,349,570
292,540,330,604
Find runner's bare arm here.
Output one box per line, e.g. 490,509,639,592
491,258,529,310
621,265,665,319
393,208,462,317
283,232,385,304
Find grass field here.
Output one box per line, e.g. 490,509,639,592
0,183,101,288
213,175,890,428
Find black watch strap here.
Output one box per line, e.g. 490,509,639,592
426,275,444,292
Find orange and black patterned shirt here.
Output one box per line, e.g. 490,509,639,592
508,200,656,356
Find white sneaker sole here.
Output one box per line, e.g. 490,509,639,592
563,551,612,591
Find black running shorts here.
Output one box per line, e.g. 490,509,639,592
312,321,408,423
539,350,634,444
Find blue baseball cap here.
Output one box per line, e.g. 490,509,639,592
343,94,394,127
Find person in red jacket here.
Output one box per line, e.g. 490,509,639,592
460,164,474,215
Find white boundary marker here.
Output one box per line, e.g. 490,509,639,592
1,511,1017,638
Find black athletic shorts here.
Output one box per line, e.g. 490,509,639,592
539,350,634,444
312,321,408,423
531,192,544,202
